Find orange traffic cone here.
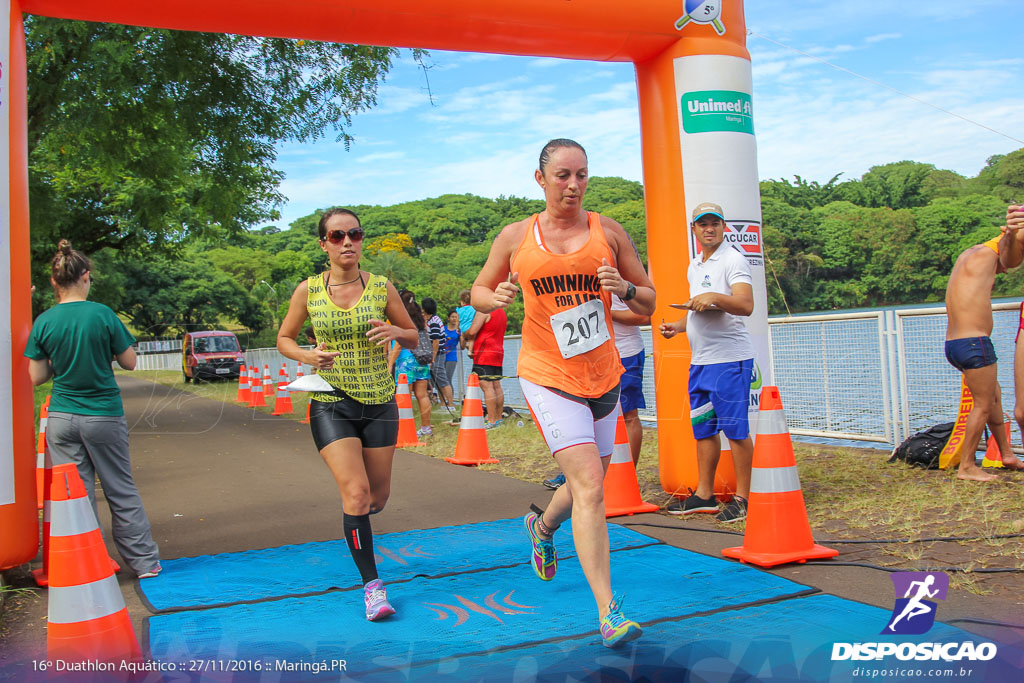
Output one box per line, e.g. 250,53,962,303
236,365,250,403
36,395,51,509
271,365,294,415
34,459,120,586
446,373,498,465
296,362,311,423
248,366,266,408
262,364,273,398
982,416,1012,468
722,386,837,568
45,464,141,663
603,410,657,517
32,446,52,586
395,374,425,447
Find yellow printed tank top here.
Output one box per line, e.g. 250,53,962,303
306,273,395,404
511,212,622,398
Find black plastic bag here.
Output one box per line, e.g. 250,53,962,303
887,423,954,470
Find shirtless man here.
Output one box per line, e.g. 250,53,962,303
944,213,1024,480
998,203,1024,461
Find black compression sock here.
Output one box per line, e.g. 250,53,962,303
343,513,379,584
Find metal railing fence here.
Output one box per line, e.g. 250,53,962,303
133,301,1023,450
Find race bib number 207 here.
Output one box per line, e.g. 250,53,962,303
549,298,610,359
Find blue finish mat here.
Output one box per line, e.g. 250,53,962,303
137,517,662,612
422,594,1023,682
144,544,815,677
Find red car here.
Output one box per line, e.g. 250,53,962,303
182,331,245,382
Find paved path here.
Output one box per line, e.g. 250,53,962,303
2,375,1022,679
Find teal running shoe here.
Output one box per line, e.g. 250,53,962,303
600,595,642,648
524,512,557,581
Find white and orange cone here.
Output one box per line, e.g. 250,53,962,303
248,366,266,408
722,386,837,567
296,362,311,423
45,464,141,663
603,410,657,517
36,395,51,509
982,415,1012,468
262,364,273,398
271,365,294,416
447,373,498,465
395,373,425,447
236,366,250,404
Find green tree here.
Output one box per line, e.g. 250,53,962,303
114,255,267,336
582,177,644,213
601,199,648,266
27,17,405,274
269,251,315,284
760,174,843,210
974,149,1024,202
841,161,938,210
205,246,273,291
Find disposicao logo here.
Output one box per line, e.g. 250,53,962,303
885,571,947,635
830,572,997,662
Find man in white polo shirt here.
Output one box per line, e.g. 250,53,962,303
659,202,755,522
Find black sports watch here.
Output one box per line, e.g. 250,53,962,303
622,281,637,302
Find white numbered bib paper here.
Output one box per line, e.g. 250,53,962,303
549,298,610,359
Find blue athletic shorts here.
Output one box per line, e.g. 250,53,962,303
688,359,754,441
619,350,646,414
944,337,997,372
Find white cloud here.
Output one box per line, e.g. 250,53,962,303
356,151,406,164
865,33,901,44
363,84,433,116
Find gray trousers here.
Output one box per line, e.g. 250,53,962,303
46,412,160,576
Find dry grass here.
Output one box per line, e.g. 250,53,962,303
794,447,1024,592
107,372,1024,593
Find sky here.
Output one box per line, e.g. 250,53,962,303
263,0,1024,230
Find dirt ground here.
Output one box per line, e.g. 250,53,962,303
2,375,1023,679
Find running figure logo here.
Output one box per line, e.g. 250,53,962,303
883,572,949,635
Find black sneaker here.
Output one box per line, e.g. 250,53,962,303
666,491,718,515
715,496,747,523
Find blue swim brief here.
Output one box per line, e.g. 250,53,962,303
688,359,754,441
944,337,997,372
619,350,646,414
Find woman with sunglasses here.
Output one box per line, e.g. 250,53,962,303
277,207,419,622
471,139,655,648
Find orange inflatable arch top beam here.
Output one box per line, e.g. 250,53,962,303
4,0,767,571
19,0,749,62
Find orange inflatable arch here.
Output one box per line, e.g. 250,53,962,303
1,0,771,569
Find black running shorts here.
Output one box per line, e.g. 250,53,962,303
309,397,399,451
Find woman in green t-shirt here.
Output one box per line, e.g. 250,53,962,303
277,208,418,622
25,240,161,579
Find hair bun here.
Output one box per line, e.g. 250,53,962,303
57,239,72,255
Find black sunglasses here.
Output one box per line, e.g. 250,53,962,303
323,227,365,244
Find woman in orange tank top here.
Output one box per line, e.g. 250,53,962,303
471,139,655,648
